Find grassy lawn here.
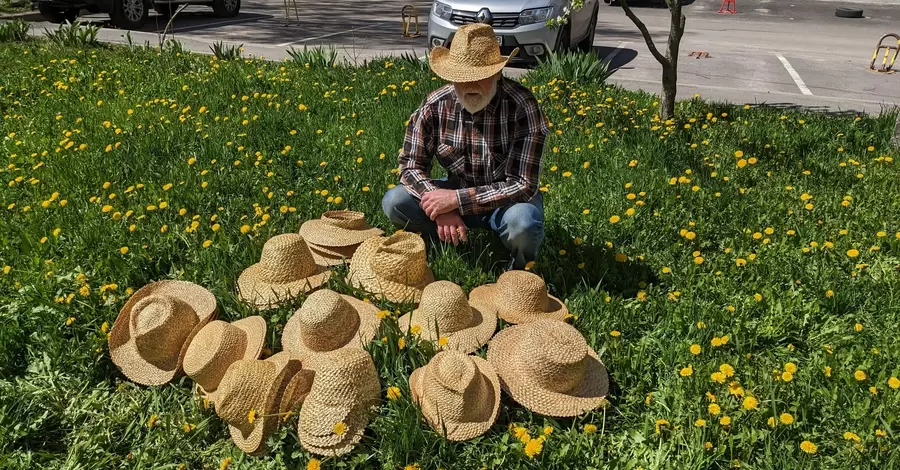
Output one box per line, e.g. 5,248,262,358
1,37,899,469
0,0,30,15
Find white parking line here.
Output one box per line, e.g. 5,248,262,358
169,16,264,34
775,53,813,96
277,23,383,47
604,41,631,64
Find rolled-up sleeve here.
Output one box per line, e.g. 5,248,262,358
398,104,437,200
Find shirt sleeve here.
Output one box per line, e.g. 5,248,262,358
455,100,549,215
398,102,437,200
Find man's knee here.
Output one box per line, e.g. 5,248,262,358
503,204,544,245
381,185,421,226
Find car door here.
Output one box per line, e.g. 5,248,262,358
569,0,596,43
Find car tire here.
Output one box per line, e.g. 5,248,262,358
212,0,239,18
554,22,571,53
111,0,148,29
38,2,79,23
576,5,599,53
835,7,863,18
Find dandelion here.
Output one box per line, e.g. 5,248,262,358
780,413,794,425
876,429,887,437
438,336,449,347
583,423,597,434
711,372,726,384
654,418,670,434
708,403,721,415
854,370,867,381
690,344,701,355
609,215,621,224
220,457,232,470
784,363,797,373
307,459,321,470
847,249,860,258
720,364,735,377
800,440,817,454
888,377,900,389
147,414,158,428
695,419,706,427
247,409,256,424
680,365,694,377
743,396,758,410
523,436,543,458
720,416,731,426
824,366,832,377
386,386,401,401
332,421,347,436
610,330,621,337
119,246,129,255
398,337,406,350
854,323,863,332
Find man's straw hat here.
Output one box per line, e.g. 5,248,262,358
298,348,381,456
183,316,266,401
299,211,383,248
109,280,217,386
309,244,358,267
281,289,381,357
409,350,500,441
237,233,331,309
398,281,496,354
487,320,609,417
347,232,435,304
430,23,518,83
469,270,567,324
215,352,311,455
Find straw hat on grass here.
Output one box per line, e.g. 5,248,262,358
299,210,383,248
183,316,266,402
347,232,434,304
398,281,496,354
237,233,331,309
109,280,217,386
281,289,381,357
487,320,609,417
469,270,567,324
429,23,518,83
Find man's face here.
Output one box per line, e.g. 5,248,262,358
453,74,499,114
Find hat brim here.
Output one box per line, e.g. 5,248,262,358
469,284,568,324
487,325,609,417
309,244,358,267
109,280,218,386
398,303,496,354
297,395,373,456
346,237,435,304
236,263,331,310
196,316,268,403
281,294,381,357
299,219,383,248
429,46,519,83
409,356,500,441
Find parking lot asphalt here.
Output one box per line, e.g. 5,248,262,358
16,0,900,114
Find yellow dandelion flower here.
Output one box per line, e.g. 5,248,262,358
332,421,347,436
386,386,401,401
583,424,597,434
854,370,867,381
680,365,693,377
780,413,794,425
800,440,817,454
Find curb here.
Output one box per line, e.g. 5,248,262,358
0,10,43,21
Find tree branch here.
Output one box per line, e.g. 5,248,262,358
620,0,670,68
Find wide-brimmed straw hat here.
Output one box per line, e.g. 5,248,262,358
309,244,359,267
281,289,381,357
469,270,567,324
299,211,383,248
109,280,218,386
347,232,435,304
215,352,310,455
409,350,500,441
183,316,266,401
487,320,609,417
298,348,380,456
398,281,496,354
237,233,331,309
429,23,518,83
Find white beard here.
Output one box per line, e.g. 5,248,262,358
457,79,498,114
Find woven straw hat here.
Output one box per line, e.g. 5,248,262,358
430,23,518,83
346,232,435,304
398,281,496,354
215,352,307,455
309,244,358,267
109,280,218,386
299,210,383,248
281,289,381,356
298,348,380,456
183,316,266,401
237,233,331,309
409,350,500,441
487,320,609,417
469,270,567,324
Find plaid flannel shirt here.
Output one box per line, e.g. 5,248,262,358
398,77,549,215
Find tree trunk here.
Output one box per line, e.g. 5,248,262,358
659,0,685,120
660,65,677,120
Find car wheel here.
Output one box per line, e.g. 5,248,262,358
576,5,598,53
111,0,148,29
38,2,79,23
834,7,863,18
554,22,571,53
212,0,239,18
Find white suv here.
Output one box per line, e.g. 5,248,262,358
427,0,599,63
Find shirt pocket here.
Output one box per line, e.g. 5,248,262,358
437,140,467,175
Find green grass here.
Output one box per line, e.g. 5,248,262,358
0,0,29,15
1,37,899,470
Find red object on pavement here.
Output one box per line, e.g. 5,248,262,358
718,0,736,14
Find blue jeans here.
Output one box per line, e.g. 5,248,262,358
381,181,544,270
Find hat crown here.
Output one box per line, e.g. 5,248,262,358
258,234,316,282
449,23,503,69
417,281,473,334
370,233,427,285
497,271,549,312
322,210,366,230
307,349,380,407
216,359,275,435
131,294,197,366
183,320,247,391
421,351,492,424
297,290,359,351
524,322,588,393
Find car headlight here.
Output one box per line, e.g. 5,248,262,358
433,1,453,21
519,7,553,25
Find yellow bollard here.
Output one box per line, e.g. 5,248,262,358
402,5,421,38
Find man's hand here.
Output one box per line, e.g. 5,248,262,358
421,189,459,220
435,211,468,246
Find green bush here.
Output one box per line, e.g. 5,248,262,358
0,19,29,42
532,49,614,86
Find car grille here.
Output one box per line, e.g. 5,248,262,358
450,10,519,29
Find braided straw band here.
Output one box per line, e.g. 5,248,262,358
469,270,567,324
299,210,383,248
429,23,518,84
347,232,435,304
409,351,500,441
487,320,609,418
399,281,496,354
183,316,266,400
109,280,217,386
281,289,381,356
237,233,331,309
298,349,380,456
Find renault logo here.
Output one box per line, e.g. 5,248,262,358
476,8,493,25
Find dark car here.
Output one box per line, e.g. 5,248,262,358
34,0,240,29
